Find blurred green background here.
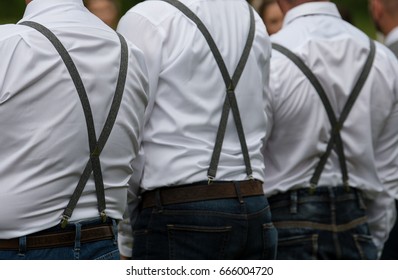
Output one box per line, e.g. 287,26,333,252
0,0,376,37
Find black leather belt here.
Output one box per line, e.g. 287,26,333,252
141,179,264,209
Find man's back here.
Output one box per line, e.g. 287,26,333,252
0,0,148,239
265,2,398,196
116,0,277,259
264,1,398,258
117,0,271,189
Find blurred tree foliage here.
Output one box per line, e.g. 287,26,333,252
0,0,376,37
0,0,141,24
0,0,26,23
334,0,376,37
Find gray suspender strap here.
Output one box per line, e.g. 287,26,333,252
272,38,376,190
19,21,129,226
161,0,256,182
272,42,348,187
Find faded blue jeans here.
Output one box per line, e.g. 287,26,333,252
0,218,119,260
132,194,277,259
268,186,378,260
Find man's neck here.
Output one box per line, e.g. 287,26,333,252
278,0,329,15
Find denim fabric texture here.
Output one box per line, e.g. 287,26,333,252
132,194,277,260
268,186,378,260
0,218,120,260
381,200,398,259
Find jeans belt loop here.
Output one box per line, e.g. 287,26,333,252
355,188,367,210
18,236,27,256
74,223,82,253
234,181,244,204
290,190,298,214
112,219,118,244
155,189,164,212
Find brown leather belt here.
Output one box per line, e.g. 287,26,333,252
141,179,264,209
0,224,114,250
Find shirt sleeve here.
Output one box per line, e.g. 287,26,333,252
117,206,133,258
376,54,398,199
365,192,396,258
368,47,398,255
117,148,145,258
117,10,163,258
117,11,163,116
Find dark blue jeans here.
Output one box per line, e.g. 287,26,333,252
268,186,378,260
0,218,119,260
132,195,277,259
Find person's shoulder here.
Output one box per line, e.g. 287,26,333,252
373,40,398,64
387,40,398,58
0,24,28,42
121,0,181,26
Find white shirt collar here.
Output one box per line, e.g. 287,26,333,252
23,0,84,19
385,26,398,47
283,1,341,27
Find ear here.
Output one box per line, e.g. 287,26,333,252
370,0,384,21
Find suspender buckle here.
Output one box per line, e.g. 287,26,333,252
60,215,70,229
91,147,100,158
227,83,235,93
248,174,254,180
332,123,342,135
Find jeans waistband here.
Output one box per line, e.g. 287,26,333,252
141,180,264,209
268,186,366,213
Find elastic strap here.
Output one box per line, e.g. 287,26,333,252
161,0,255,181
272,38,376,188
19,21,129,226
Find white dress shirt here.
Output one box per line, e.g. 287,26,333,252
116,0,271,257
264,2,398,252
385,26,398,48
0,0,148,239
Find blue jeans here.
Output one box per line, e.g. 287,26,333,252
268,186,378,260
132,195,277,259
0,218,120,260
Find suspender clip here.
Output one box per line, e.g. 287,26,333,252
344,181,351,192
207,176,214,185
60,215,70,229
309,183,317,195
100,211,107,223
